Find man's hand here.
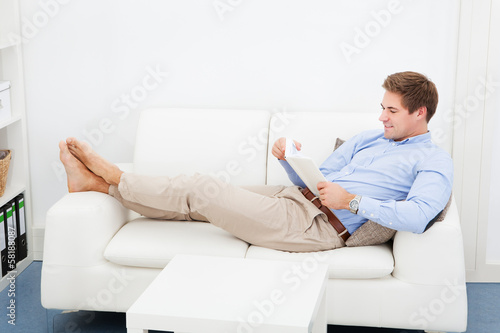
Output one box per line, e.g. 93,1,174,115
317,181,355,210
271,137,302,161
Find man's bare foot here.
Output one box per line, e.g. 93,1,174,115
59,141,109,193
65,137,123,186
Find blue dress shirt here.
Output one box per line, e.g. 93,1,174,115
279,129,453,234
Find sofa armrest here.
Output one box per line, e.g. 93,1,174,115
392,195,466,285
44,192,128,266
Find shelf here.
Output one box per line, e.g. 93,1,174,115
0,40,20,51
0,184,25,208
0,0,33,291
0,114,21,130
0,255,32,292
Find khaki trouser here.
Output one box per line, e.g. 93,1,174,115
108,173,344,252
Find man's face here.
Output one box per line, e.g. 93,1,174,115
379,91,422,141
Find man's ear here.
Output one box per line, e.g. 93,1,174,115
417,106,427,120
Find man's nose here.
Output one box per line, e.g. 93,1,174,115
379,110,388,122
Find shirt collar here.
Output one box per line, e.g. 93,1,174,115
388,131,432,145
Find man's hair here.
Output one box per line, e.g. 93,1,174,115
382,71,438,122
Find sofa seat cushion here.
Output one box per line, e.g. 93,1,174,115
104,219,250,268
245,243,394,279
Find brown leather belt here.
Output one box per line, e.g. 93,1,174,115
301,187,350,242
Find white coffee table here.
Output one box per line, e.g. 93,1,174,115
126,254,328,333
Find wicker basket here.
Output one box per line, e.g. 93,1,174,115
0,150,11,197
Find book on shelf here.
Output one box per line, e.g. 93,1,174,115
15,194,27,261
0,194,28,275
5,201,17,270
0,209,7,277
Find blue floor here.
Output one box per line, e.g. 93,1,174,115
0,261,498,332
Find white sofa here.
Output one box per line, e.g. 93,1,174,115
41,108,467,332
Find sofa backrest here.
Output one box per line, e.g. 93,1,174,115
266,111,381,186
133,108,270,185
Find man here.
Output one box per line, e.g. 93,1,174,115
274,71,452,236
59,71,452,252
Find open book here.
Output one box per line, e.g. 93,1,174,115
285,138,326,197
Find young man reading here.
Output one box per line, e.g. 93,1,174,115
59,71,452,252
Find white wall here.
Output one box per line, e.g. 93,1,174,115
20,1,459,227
451,0,500,281
485,0,500,265
488,112,500,264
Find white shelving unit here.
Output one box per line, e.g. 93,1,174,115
0,0,33,291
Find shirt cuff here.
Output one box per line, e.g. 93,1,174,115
358,196,380,220
358,196,395,229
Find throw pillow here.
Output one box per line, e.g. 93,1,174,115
334,137,345,150
345,220,396,247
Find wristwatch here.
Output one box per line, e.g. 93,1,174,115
349,195,362,214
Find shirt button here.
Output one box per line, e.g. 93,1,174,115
392,143,395,146
362,210,366,214
370,213,374,217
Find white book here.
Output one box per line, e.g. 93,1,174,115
284,138,326,197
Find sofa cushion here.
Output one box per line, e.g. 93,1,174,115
245,243,394,279
104,219,250,268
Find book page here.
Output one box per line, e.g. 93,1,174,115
284,138,326,196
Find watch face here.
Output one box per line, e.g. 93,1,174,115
350,200,358,210
349,198,359,213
